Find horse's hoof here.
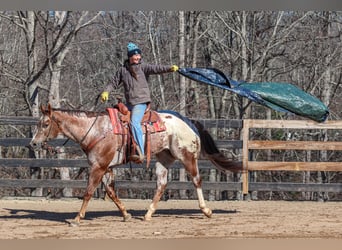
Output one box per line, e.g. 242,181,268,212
202,207,212,218
123,213,132,222
69,221,80,227
143,215,152,221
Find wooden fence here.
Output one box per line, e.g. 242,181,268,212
0,116,341,199
0,117,243,196
241,119,342,195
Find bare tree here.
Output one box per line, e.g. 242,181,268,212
0,11,52,196
46,11,101,197
0,11,101,197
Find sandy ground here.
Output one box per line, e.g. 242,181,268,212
0,198,341,239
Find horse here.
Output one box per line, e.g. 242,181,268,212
30,103,242,226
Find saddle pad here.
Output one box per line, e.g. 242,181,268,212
106,108,166,135
107,108,126,134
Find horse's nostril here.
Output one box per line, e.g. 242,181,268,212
29,141,40,150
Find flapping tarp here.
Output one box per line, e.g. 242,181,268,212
178,67,329,122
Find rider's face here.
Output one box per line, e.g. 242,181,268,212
129,54,141,64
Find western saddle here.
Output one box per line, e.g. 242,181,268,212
106,102,166,167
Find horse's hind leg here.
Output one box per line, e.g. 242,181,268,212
193,174,212,218
102,171,131,221
144,161,169,221
185,159,212,218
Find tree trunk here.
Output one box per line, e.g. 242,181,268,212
317,11,333,202
47,11,101,197
49,49,73,197
24,11,43,197
147,12,166,108
178,11,187,199
189,12,202,117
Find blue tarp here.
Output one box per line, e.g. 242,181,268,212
178,67,329,122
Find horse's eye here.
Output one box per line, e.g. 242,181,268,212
42,121,50,129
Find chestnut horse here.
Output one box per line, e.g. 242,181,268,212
30,104,241,226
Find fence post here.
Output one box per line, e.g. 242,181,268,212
242,119,250,194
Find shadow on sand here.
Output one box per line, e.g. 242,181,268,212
1,206,238,224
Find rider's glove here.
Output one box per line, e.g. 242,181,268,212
101,91,109,102
171,65,179,72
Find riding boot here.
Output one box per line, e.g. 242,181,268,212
129,146,144,163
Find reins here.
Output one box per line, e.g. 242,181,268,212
78,96,106,145
79,113,100,145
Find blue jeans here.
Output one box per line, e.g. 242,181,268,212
129,103,147,155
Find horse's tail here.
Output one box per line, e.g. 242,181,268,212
191,119,243,173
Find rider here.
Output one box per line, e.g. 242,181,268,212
100,42,179,163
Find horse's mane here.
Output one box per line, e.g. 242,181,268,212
52,108,107,118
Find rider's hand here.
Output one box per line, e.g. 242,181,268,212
101,91,109,102
171,65,179,72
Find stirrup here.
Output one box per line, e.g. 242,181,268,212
129,147,144,163
129,154,144,163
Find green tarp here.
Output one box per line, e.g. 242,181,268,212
178,67,329,122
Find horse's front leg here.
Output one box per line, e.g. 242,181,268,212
70,164,106,227
144,162,168,221
102,171,132,221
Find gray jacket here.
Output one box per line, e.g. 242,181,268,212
105,60,172,106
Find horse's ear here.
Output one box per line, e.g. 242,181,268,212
40,104,46,114
40,103,52,116
47,103,52,115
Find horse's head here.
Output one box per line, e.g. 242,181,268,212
30,103,61,150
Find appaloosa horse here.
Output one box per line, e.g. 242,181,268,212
30,104,241,226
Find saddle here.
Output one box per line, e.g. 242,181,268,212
106,102,166,167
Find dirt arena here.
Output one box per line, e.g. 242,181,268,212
0,198,341,239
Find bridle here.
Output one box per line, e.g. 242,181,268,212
36,98,108,153
35,113,60,153
47,110,101,149
54,108,109,154
42,113,57,142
